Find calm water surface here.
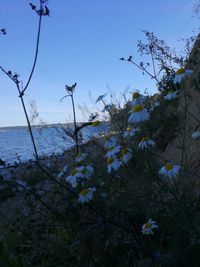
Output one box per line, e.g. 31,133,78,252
0,125,97,165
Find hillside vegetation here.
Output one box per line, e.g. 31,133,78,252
0,13,200,266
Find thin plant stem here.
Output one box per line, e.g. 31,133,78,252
18,86,40,163
71,92,79,154
180,83,189,171
128,58,160,84
149,45,157,78
22,8,43,95
0,66,40,162
60,89,79,154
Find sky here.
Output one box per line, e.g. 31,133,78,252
0,0,199,127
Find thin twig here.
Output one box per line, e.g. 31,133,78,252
0,66,16,83
18,89,40,162
22,3,43,94
149,45,157,78
71,92,79,154
128,58,160,84
60,94,70,102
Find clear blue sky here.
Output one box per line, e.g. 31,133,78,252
0,0,199,127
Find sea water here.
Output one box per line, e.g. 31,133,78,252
0,124,105,165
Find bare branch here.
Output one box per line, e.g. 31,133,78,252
22,11,43,94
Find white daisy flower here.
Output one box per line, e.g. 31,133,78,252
123,127,140,138
173,68,193,84
66,168,84,188
191,131,200,139
75,153,88,164
107,157,121,173
131,92,144,106
142,218,158,235
77,165,94,179
57,165,68,179
149,101,160,112
164,90,179,101
78,187,96,203
138,137,155,149
104,136,117,149
154,101,160,107
128,104,150,123
105,145,121,158
159,164,181,178
121,148,132,163
89,120,107,138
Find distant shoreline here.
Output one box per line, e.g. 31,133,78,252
0,122,85,131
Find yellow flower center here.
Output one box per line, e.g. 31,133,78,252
108,146,115,152
165,164,173,171
141,137,149,142
143,223,152,229
132,92,140,99
80,189,89,196
92,120,101,127
122,149,128,155
70,169,77,176
127,127,132,132
80,168,87,175
107,157,114,164
176,68,185,75
132,104,143,113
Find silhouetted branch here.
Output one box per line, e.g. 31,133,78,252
149,44,157,78
22,2,43,94
62,82,80,154
59,94,70,102
120,56,160,84
74,122,93,137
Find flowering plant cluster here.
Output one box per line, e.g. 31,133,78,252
1,22,199,266
52,57,197,264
